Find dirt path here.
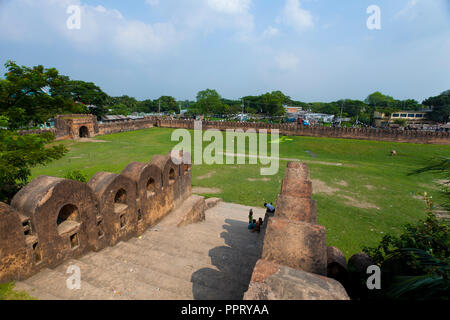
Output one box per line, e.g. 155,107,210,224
217,152,347,167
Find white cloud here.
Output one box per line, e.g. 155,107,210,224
177,0,255,41
206,0,251,15
0,0,174,58
275,52,300,71
263,26,280,38
145,0,160,7
280,0,314,33
0,0,256,60
395,0,420,20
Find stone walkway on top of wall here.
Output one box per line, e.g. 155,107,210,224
14,202,266,300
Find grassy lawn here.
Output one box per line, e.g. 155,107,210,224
31,128,450,257
0,282,36,300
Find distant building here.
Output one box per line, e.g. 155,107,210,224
302,112,335,123
373,110,433,127
334,117,352,123
100,115,145,123
284,105,303,114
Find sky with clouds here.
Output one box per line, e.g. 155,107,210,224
0,0,449,102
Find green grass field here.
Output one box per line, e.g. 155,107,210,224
0,282,36,300
31,128,449,257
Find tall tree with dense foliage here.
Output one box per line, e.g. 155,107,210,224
155,96,178,113
196,89,223,115
0,61,85,129
0,116,68,202
423,91,450,123
51,78,108,118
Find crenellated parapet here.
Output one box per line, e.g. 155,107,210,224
244,162,350,300
0,151,192,283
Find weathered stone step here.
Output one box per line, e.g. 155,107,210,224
78,248,231,300
157,195,205,229
56,257,181,300
22,265,123,300
13,201,268,300
106,241,249,298
137,226,264,259
191,217,267,241
207,202,266,218
119,239,255,287
207,209,265,221
13,281,62,300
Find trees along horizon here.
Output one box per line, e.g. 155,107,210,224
423,91,450,123
1,60,447,126
0,61,89,129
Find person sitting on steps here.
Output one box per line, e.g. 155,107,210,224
252,218,262,233
248,219,256,231
264,202,275,214
248,209,253,224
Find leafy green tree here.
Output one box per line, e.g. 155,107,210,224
196,89,223,115
362,211,449,300
0,61,83,129
394,119,408,127
259,91,288,116
393,99,421,111
51,78,108,111
423,92,450,123
365,92,395,108
310,102,340,115
0,116,68,202
64,170,88,183
106,95,138,111
108,103,132,116
155,96,178,113
136,99,156,113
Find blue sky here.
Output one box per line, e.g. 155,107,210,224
0,0,449,102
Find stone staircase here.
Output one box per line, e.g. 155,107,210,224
14,200,266,300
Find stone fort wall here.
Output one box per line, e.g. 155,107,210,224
156,119,450,145
18,115,450,144
0,151,193,283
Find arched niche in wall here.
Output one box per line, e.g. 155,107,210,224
121,162,163,234
11,176,98,269
88,172,138,248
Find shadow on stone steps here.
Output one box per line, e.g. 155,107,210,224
191,218,266,300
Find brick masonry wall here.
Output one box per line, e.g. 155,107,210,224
98,119,154,135
0,152,192,283
17,116,450,145
156,119,450,145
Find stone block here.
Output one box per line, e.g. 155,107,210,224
262,217,327,275
205,198,222,210
244,259,349,300
275,194,317,223
327,246,348,284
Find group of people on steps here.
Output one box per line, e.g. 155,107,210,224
247,202,275,233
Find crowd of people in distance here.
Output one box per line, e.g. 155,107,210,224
247,202,276,233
